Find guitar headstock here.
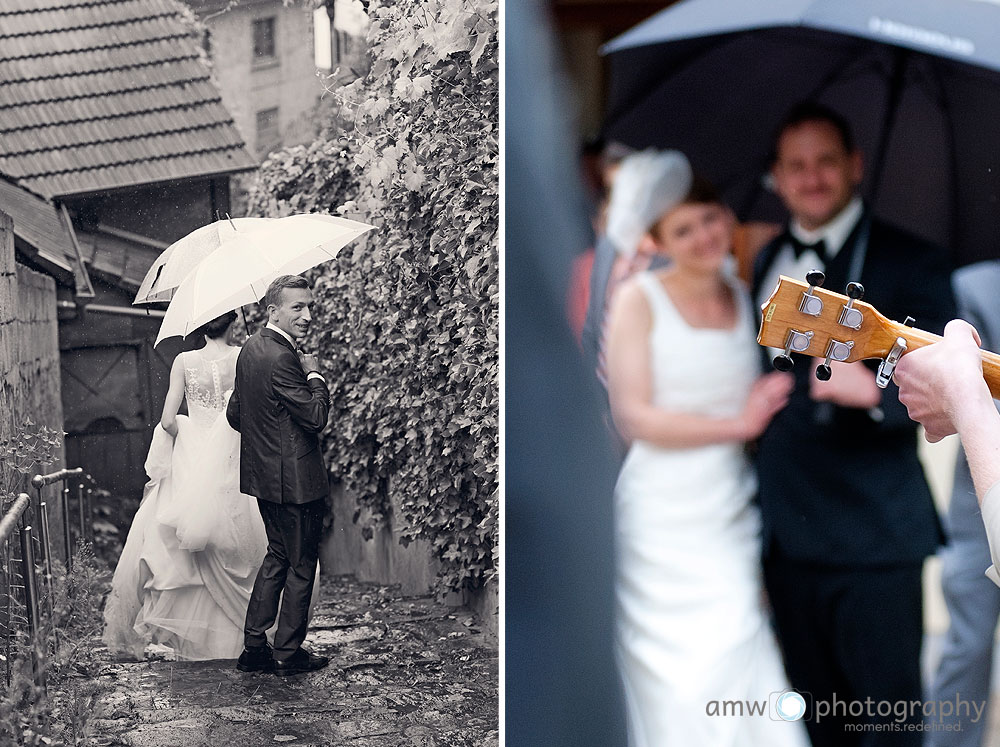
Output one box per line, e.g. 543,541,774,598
758,273,901,367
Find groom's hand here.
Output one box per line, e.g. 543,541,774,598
299,352,321,375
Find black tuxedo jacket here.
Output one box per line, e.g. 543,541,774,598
751,214,956,566
226,328,331,505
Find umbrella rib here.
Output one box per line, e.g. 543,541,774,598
925,60,961,261
868,47,909,203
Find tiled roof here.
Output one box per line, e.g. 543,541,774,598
184,0,275,13
0,0,257,199
0,176,74,276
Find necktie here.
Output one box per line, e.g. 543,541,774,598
788,235,827,262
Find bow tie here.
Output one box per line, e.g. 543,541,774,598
788,235,827,261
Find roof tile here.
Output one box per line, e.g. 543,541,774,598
0,0,256,197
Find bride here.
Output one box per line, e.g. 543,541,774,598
604,150,806,746
103,311,268,661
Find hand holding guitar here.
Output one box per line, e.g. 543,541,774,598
758,273,1000,503
895,319,989,442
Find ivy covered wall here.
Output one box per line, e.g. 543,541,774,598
247,0,498,594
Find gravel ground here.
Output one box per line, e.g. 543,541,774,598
87,575,498,746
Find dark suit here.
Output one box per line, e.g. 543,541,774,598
227,326,331,659
751,213,956,746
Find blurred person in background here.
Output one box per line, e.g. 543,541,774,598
752,101,956,745
581,148,673,395
604,161,802,746
567,139,634,344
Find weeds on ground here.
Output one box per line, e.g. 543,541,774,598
0,543,122,745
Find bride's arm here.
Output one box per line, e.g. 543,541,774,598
606,281,791,448
160,355,185,438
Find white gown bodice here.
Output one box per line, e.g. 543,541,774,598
616,272,760,536
613,270,807,747
182,347,238,426
103,344,267,661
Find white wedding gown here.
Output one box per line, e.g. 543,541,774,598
615,272,808,746
103,347,268,660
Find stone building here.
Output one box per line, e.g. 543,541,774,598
0,0,256,498
186,0,325,157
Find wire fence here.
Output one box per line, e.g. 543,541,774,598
0,469,100,693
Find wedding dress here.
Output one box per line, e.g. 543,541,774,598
614,272,808,746
103,346,267,660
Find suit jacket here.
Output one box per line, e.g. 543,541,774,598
226,328,331,505
751,214,956,566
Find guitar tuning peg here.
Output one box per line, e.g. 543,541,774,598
838,282,865,330
773,354,794,372
799,270,826,317
773,329,813,372
815,339,855,382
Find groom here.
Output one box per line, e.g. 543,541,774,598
227,274,331,676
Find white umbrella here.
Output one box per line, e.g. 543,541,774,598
134,217,275,304
154,213,375,346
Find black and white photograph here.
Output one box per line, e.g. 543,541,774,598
0,0,497,744
14,0,1000,745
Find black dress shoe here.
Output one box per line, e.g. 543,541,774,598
273,648,329,677
236,644,275,673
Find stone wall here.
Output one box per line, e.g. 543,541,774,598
321,482,498,637
0,210,67,554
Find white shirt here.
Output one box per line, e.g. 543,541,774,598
755,195,865,313
265,322,325,383
756,196,883,422
983,482,1000,586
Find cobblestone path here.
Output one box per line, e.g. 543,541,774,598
89,575,498,746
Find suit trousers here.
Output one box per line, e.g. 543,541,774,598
763,553,924,747
245,498,325,659
926,509,1000,746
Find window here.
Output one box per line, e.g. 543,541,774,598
252,17,276,60
256,107,280,154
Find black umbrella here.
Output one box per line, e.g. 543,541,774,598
602,0,1000,265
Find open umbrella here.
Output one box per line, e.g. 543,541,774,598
602,0,1000,265
134,217,274,304
154,213,375,346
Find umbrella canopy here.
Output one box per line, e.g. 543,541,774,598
602,0,1000,265
134,217,274,304
154,213,375,346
